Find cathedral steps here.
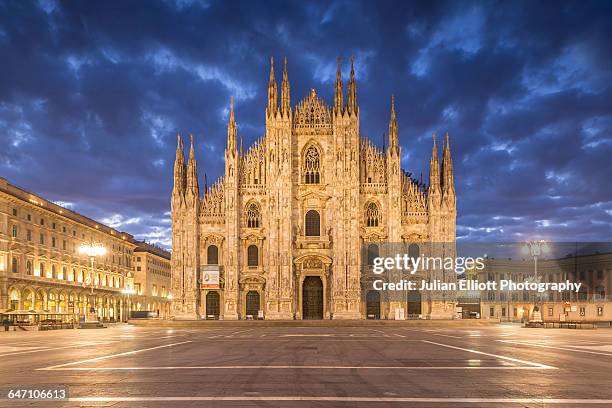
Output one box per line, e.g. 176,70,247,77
127,319,500,328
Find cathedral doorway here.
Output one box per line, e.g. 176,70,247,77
407,290,422,317
302,276,323,319
206,291,220,319
245,291,260,318
366,290,380,319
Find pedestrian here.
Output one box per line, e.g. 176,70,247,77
3,318,10,332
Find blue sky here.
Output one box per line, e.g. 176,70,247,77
1,0,611,248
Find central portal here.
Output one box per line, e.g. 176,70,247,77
302,276,323,320
246,291,260,318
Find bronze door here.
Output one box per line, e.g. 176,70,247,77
366,290,380,319
206,291,220,319
407,290,421,316
302,276,323,319
246,291,260,318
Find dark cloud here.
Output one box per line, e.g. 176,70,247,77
1,0,611,247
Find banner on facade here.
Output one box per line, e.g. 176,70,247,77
200,265,220,289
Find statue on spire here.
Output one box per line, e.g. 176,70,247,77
347,55,358,115
267,57,278,117
334,56,343,115
172,133,186,196
428,132,441,197
281,57,291,116
441,132,455,199
227,96,237,152
388,95,398,154
186,133,199,198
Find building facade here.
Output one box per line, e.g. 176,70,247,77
479,254,611,322
171,57,457,320
0,178,136,322
131,242,172,318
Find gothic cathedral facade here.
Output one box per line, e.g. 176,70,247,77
171,57,457,320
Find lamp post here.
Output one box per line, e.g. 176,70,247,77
167,294,173,320
121,288,135,322
522,240,548,322
79,242,107,323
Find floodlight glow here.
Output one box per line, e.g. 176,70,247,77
79,243,107,257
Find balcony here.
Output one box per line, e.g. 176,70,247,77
295,234,331,250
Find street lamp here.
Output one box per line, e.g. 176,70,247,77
121,288,136,322
79,242,107,322
522,240,549,322
166,294,173,320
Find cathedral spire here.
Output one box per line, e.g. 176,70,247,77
347,55,358,115
428,133,441,194
227,96,237,152
388,95,398,153
186,133,199,197
281,56,291,116
441,132,455,195
267,56,278,117
334,56,343,115
172,133,186,195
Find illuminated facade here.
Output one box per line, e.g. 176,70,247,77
479,254,611,322
0,177,136,321
131,242,172,319
171,58,457,320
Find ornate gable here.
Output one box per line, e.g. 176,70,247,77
294,89,331,128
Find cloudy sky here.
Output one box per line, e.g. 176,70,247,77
1,0,611,248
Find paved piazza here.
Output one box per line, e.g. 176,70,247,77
1,324,611,407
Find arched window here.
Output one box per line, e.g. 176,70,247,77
11,257,18,273
366,202,380,227
71,268,76,282
39,262,45,277
247,245,259,267
303,145,321,184
51,265,56,279
207,245,219,265
61,266,67,280
26,261,32,275
246,203,261,228
367,244,379,266
305,210,320,236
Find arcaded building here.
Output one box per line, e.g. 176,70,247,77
171,58,457,320
0,177,136,321
479,253,611,323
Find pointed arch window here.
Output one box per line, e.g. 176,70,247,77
305,210,320,236
246,203,261,228
303,145,321,184
366,202,380,227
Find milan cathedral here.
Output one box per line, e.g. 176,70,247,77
171,57,457,320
